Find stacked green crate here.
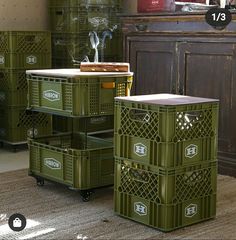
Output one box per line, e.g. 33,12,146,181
27,69,133,201
49,0,123,69
0,31,52,144
114,94,219,231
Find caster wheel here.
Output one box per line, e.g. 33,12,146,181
82,196,90,202
36,178,44,186
80,190,93,202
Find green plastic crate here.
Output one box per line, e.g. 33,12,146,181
0,107,52,143
0,52,51,69
0,70,27,106
27,71,133,117
50,6,120,33
53,115,114,133
115,158,217,204
0,70,27,91
0,31,51,69
0,89,28,107
28,133,114,190
0,31,51,53
115,94,219,143
114,191,216,232
115,134,217,168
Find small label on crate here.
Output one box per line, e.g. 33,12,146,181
0,55,5,65
134,143,147,157
44,158,61,170
185,144,198,158
134,202,147,216
43,90,60,102
26,55,37,65
185,204,197,217
90,117,107,124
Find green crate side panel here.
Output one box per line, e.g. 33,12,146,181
114,191,216,232
0,108,52,143
29,133,114,189
0,52,51,69
0,70,27,90
53,115,114,133
0,89,28,107
114,134,217,168
114,158,217,204
74,148,114,189
27,75,132,117
0,31,51,53
29,145,74,185
115,101,219,142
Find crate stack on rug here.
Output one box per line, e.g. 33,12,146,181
114,93,219,231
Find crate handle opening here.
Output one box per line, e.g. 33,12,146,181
24,35,37,43
129,109,150,123
184,111,204,123
128,168,150,184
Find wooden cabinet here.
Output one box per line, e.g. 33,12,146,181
129,40,177,94
121,13,236,176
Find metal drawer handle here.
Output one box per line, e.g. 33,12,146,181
135,24,148,32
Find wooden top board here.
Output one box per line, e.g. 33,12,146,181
80,62,130,72
115,94,219,106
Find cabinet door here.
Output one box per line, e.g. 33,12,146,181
178,42,236,161
128,38,177,95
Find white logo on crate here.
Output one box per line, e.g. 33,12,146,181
43,90,60,102
185,144,198,158
0,55,5,64
134,202,147,216
26,55,37,65
134,143,147,157
44,158,61,170
185,204,197,217
27,128,38,138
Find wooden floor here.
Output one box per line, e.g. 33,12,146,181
0,169,236,239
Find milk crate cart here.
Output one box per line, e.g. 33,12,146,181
114,94,219,231
26,68,133,201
